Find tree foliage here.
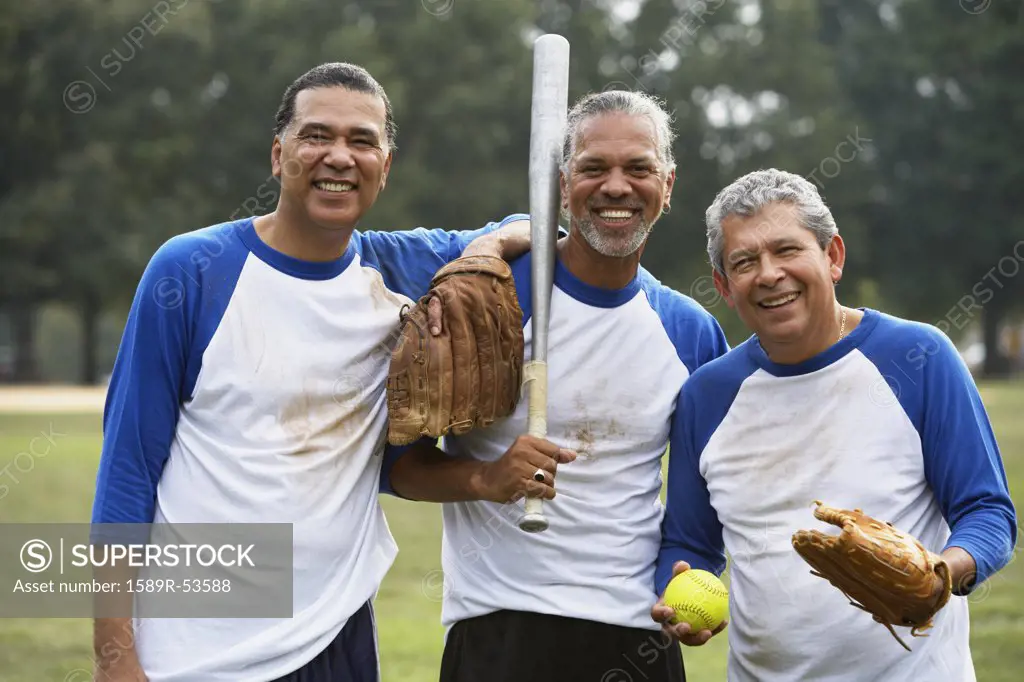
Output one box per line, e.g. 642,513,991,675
1,0,1021,379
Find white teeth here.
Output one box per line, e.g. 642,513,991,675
761,292,799,308
598,209,634,220
315,181,354,192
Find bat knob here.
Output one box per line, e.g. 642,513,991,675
518,512,549,533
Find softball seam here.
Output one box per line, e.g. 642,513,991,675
666,602,715,630
688,573,729,599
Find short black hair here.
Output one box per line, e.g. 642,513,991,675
273,62,397,149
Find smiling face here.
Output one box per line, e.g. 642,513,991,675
271,86,392,231
562,112,674,257
713,201,846,354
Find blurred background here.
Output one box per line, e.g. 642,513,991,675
1,0,1022,384
0,1,1022,680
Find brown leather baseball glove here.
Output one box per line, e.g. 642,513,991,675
791,500,952,651
386,255,524,446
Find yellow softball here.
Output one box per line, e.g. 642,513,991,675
663,569,729,632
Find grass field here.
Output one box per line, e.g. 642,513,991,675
0,382,1022,681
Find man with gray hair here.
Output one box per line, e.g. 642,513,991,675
651,168,1017,680
382,90,730,682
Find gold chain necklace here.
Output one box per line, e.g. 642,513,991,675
838,307,847,340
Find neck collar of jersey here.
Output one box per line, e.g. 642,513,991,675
746,307,880,377
236,218,356,280
553,257,641,308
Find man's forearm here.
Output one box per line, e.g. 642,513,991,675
94,617,145,679
461,219,531,261
93,560,146,680
390,442,490,502
942,546,978,595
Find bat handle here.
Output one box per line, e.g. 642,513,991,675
518,361,550,533
520,497,548,533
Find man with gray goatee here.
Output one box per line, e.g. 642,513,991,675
381,90,731,682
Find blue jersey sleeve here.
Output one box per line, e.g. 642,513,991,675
914,329,1017,590
657,384,728,594
696,313,730,370
356,213,529,301
637,272,730,375
378,440,424,498
91,242,192,527
90,223,248,537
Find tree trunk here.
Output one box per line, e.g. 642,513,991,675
81,295,100,385
981,294,1011,378
10,300,39,383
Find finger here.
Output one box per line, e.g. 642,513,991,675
523,479,556,500
672,561,691,577
522,452,560,474
711,619,728,635
669,622,692,640
519,435,567,459
555,448,577,464
680,631,712,647
527,467,552,484
427,296,443,335
651,604,675,624
528,448,576,466
511,436,576,464
520,450,561,473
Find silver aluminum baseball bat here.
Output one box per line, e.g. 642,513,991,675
519,33,570,533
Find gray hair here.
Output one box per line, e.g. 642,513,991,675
561,90,676,174
704,168,838,274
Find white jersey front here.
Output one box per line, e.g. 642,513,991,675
437,253,728,631
92,215,522,681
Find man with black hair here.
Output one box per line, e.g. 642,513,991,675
91,62,531,682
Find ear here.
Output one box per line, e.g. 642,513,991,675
380,150,394,191
712,268,736,309
271,136,283,179
560,170,569,210
827,234,846,284
663,167,676,213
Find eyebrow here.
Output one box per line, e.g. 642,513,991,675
297,122,332,135
296,122,380,140
728,238,803,260
766,237,802,249
346,125,380,140
576,153,658,166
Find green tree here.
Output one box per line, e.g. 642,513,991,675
625,0,877,343
0,0,217,381
823,0,1024,375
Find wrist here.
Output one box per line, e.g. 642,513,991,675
941,546,977,595
468,461,496,502
96,651,142,678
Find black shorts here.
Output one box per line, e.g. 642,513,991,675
440,610,686,682
271,600,378,682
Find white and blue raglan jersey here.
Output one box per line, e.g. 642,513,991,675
658,308,1017,682
91,213,526,682
416,252,729,632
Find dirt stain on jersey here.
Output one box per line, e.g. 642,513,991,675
278,383,314,444
606,418,625,439
368,270,408,312
561,420,595,460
